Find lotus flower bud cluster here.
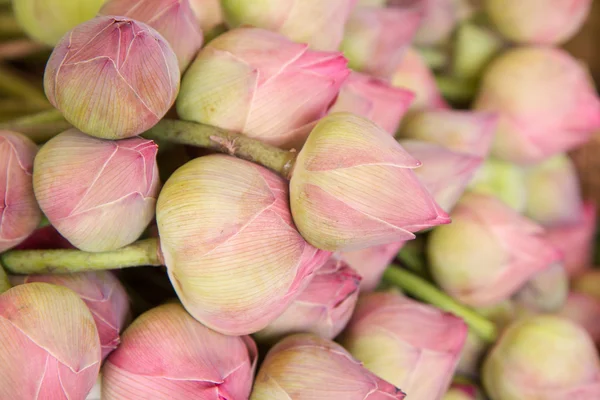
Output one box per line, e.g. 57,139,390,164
250,333,406,399
102,303,258,399
13,272,130,360
414,0,461,46
340,241,406,291
341,292,468,400
33,129,160,252
469,158,528,212
513,263,568,313
157,154,330,335
483,316,600,399
341,5,423,79
0,283,101,399
483,0,593,45
189,0,223,32
221,0,357,51
13,0,106,46
0,131,41,252
330,72,415,134
99,0,204,70
255,258,361,343
177,28,349,148
290,113,450,252
428,193,561,307
474,47,600,165
44,16,180,139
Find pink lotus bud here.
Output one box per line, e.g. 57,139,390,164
524,154,583,227
99,0,203,71
544,202,596,277
469,158,528,212
341,292,468,400
250,333,406,399
44,16,180,140
13,272,130,360
558,292,600,345
482,316,600,400
0,282,101,399
514,263,568,313
340,241,406,291
290,112,450,252
33,129,160,252
401,140,484,212
13,0,105,46
484,0,592,45
189,0,224,32
177,27,349,148
428,193,561,307
255,258,360,342
474,47,600,165
329,72,415,134
572,270,600,300
392,48,449,111
222,0,357,51
414,0,460,46
102,303,258,399
157,154,330,335
444,382,482,400
86,375,102,400
0,131,41,252
341,5,423,79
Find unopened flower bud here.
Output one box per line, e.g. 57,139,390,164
44,16,180,139
414,0,461,46
255,258,360,343
222,0,357,51
558,292,600,345
33,129,160,252
428,193,561,307
250,333,406,399
340,241,406,291
0,131,41,252
514,263,568,313
177,27,349,148
290,113,450,252
189,0,223,32
469,158,528,212
474,47,600,164
103,303,258,399
0,283,101,399
157,155,330,335
341,292,468,400
100,0,204,70
13,0,105,46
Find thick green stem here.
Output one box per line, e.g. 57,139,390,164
0,65,50,108
0,109,71,143
1,239,163,275
0,266,10,294
383,265,498,343
144,119,298,178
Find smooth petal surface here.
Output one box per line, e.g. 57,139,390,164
0,131,41,252
157,155,330,335
189,0,223,31
341,241,405,291
103,303,257,400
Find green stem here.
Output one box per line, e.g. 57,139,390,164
383,265,498,343
397,244,426,276
1,238,163,275
144,119,298,178
0,64,50,108
0,265,10,294
0,109,71,143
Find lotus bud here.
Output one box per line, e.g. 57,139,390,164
558,292,600,344
484,0,592,45
0,131,41,252
44,16,180,140
177,28,349,148
341,292,468,400
572,270,600,300
99,0,204,71
13,272,130,360
392,48,449,111
428,193,561,307
255,258,360,343
33,129,160,252
544,202,596,277
103,303,258,399
86,375,102,400
444,383,483,400
290,113,450,252
401,140,484,212
250,333,406,399
482,315,600,400
157,154,330,335
341,5,423,79
12,0,105,46
414,0,460,46
221,0,357,51
469,158,528,212
340,241,406,291
524,154,583,227
329,72,415,134
189,0,224,32
514,263,568,313
457,330,487,377
0,283,101,399
474,47,600,165
452,22,503,80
